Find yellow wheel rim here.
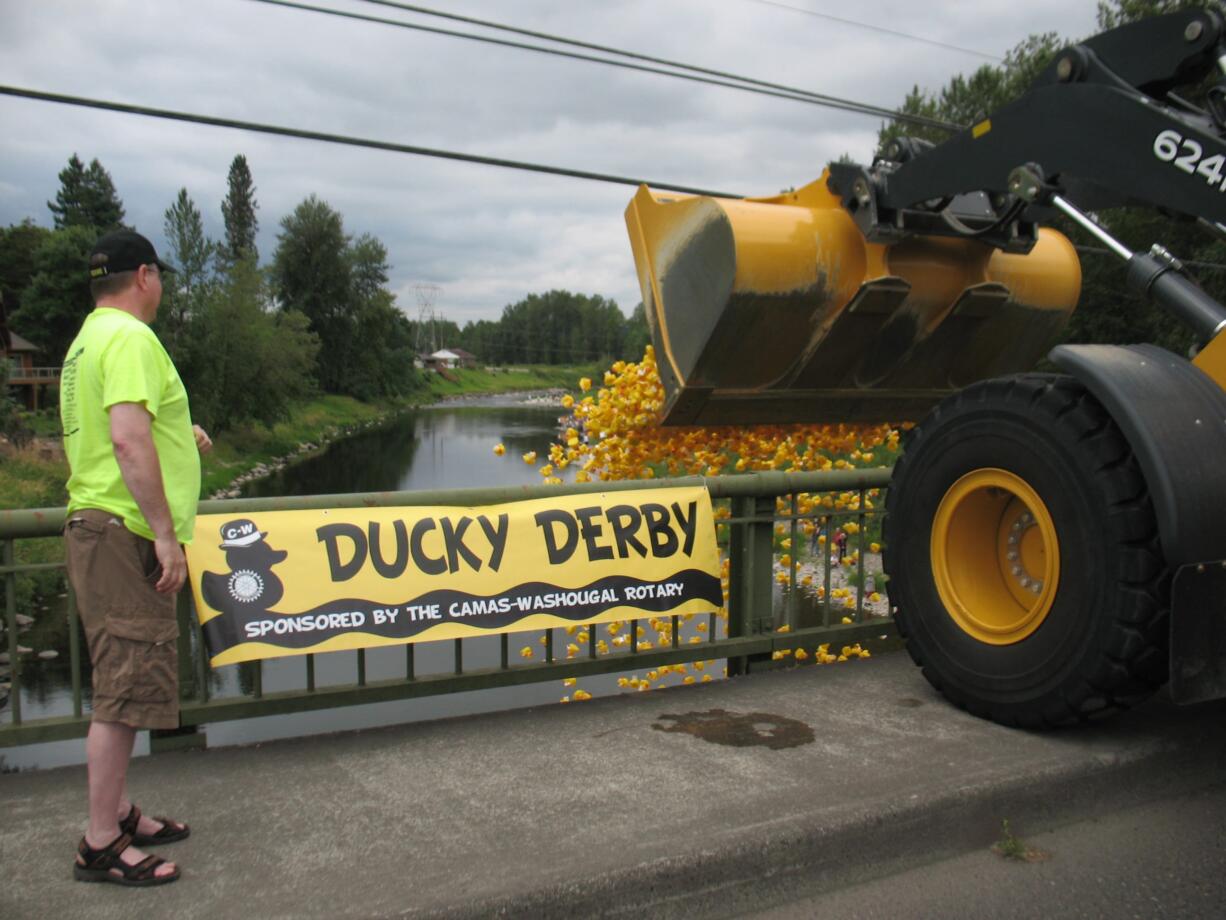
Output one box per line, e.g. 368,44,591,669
930,468,1060,645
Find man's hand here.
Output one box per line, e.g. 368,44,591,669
153,535,188,594
193,424,213,454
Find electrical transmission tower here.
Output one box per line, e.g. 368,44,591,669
412,283,443,352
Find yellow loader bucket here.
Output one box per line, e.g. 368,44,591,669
625,170,1082,426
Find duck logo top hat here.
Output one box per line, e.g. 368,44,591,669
88,230,176,280
219,519,266,548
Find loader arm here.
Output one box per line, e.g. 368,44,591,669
829,7,1226,249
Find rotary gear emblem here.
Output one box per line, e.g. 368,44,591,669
228,569,265,603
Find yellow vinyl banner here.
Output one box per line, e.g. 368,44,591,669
187,487,722,667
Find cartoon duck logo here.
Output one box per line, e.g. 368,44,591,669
201,518,288,614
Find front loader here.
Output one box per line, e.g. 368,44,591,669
625,7,1226,726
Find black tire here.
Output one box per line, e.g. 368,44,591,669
883,374,1170,728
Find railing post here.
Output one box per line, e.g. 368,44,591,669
150,723,207,753
175,589,196,702
727,494,775,677
67,582,82,718
152,588,207,754
3,539,21,725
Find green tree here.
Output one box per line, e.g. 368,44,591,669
158,188,217,354
221,154,259,265
343,233,419,398
349,233,389,301
0,220,52,319
271,195,353,392
346,290,419,400
270,197,421,397
1,350,16,433
624,302,651,360
9,226,96,363
47,154,126,232
489,290,632,364
0,359,30,447
185,259,319,432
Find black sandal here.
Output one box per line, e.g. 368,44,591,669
73,832,180,887
121,803,191,845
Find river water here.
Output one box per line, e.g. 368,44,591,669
2,393,726,771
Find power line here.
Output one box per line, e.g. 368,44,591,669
0,85,738,198
350,0,962,128
248,0,962,133
740,0,1002,62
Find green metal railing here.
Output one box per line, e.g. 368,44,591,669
0,469,894,750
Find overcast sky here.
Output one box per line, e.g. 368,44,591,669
0,0,1103,325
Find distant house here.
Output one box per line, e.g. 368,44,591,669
425,348,478,371
449,347,478,368
2,330,59,410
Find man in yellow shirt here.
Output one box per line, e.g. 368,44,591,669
61,229,212,887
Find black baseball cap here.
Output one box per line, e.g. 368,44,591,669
88,230,176,280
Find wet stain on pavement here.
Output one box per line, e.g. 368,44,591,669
652,708,814,749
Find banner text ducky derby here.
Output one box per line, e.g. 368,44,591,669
187,487,723,666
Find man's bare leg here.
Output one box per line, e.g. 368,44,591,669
82,720,175,877
115,774,177,840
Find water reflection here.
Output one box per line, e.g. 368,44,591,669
243,397,570,498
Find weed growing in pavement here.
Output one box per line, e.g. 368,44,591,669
992,819,1050,862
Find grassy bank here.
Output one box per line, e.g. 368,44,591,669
423,363,599,398
0,451,69,511
198,393,413,497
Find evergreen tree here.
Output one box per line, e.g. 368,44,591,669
47,154,126,232
158,188,217,355
221,154,259,264
9,226,97,363
164,189,212,289
0,220,52,319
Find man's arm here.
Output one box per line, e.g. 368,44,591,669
110,402,186,594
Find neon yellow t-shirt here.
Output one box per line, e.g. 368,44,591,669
61,307,200,543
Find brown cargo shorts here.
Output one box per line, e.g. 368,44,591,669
64,509,180,730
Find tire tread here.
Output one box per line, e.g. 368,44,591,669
884,374,1170,728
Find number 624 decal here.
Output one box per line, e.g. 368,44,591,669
1153,129,1226,189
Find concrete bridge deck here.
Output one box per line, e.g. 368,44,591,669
2,650,1224,919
